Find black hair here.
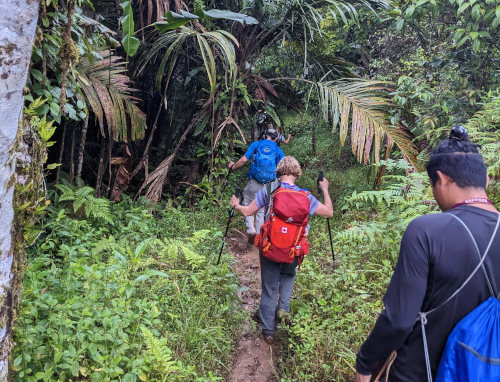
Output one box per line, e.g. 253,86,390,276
426,126,486,188
265,130,279,140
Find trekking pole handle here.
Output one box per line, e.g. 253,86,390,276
230,186,242,217
317,171,324,194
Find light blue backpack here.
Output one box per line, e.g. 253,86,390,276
417,213,500,382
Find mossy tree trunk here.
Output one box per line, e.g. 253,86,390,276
0,0,40,379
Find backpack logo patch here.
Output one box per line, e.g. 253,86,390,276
285,217,294,223
263,148,270,153
281,227,288,234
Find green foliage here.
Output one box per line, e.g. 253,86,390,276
137,24,238,96
13,191,244,381
155,9,258,32
120,0,140,56
55,183,113,223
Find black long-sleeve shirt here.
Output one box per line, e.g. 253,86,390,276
356,206,500,381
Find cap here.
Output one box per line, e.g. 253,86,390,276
266,128,278,139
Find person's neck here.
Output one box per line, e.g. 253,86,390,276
449,187,497,213
280,175,296,185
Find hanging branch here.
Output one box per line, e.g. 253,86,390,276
58,0,77,114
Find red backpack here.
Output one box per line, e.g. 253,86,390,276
254,186,311,264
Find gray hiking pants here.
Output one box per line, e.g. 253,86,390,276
259,254,298,335
242,178,265,234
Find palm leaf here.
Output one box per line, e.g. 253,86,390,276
75,51,147,142
135,26,238,97
314,79,419,167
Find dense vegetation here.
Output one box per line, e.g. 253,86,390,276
8,0,500,380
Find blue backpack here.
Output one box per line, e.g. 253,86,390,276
249,140,279,184
417,213,500,382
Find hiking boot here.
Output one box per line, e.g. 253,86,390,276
263,332,275,344
277,309,291,326
247,233,256,246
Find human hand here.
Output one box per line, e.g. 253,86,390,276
318,177,329,192
355,372,372,382
228,161,235,169
230,195,240,208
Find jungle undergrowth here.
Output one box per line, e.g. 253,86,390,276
13,191,245,381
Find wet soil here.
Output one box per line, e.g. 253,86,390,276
226,231,279,382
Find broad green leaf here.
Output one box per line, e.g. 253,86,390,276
457,2,471,15
121,35,140,57
120,1,140,56
471,4,482,20
406,5,416,17
49,102,59,116
31,69,43,82
200,9,258,24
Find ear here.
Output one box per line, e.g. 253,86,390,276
486,175,490,189
436,171,453,186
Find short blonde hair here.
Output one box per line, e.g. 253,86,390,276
277,156,302,178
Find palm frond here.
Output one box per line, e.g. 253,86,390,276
75,51,147,142
288,0,390,39
135,26,238,96
314,79,419,167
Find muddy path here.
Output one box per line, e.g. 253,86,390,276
226,231,280,382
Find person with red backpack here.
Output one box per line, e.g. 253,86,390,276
230,156,333,343
355,126,500,382
228,129,285,245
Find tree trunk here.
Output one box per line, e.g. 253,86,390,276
55,120,66,184
68,126,76,183
76,115,88,179
95,140,106,197
0,0,40,379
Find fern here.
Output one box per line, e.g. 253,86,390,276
181,246,206,270
91,235,121,258
140,326,181,382
55,183,112,223
337,160,437,246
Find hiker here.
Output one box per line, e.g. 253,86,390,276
355,126,500,382
269,122,291,145
230,156,333,343
228,129,285,244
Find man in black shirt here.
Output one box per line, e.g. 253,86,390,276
355,126,500,382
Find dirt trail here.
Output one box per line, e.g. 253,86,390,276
226,232,279,382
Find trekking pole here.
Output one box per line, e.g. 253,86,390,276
317,171,335,263
218,164,233,204
217,186,241,265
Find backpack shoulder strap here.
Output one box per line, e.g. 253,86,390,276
264,182,279,221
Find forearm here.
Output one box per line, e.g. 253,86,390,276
234,199,259,216
356,310,412,374
322,189,333,215
315,189,333,217
232,156,248,170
